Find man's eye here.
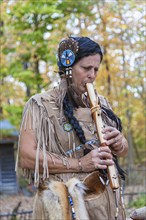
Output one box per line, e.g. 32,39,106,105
84,67,90,70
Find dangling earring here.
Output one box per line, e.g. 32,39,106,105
68,67,72,79
65,67,72,86
65,67,69,78
58,38,79,84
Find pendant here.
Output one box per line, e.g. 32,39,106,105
63,122,73,132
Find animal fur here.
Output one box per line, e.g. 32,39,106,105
33,178,89,220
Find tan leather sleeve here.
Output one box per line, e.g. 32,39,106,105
19,130,37,169
18,105,80,173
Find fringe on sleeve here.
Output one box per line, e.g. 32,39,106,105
16,81,70,187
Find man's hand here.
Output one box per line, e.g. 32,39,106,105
102,126,124,154
80,146,114,172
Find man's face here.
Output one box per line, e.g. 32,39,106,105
72,54,101,95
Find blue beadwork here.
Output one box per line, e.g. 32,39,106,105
68,195,76,220
69,195,74,206
66,139,98,156
60,49,75,67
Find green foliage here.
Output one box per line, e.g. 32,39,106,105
3,105,24,129
1,0,63,97
19,176,29,188
0,129,17,138
128,194,146,208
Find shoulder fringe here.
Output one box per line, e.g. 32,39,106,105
56,79,67,124
16,81,69,187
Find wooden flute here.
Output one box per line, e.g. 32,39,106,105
86,83,119,190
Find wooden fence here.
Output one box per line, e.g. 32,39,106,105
0,210,33,220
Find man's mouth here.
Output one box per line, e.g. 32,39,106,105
83,82,93,87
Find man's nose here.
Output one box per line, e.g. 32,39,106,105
88,69,96,79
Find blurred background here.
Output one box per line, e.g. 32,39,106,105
0,0,145,219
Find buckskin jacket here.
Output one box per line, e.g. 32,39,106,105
16,79,126,220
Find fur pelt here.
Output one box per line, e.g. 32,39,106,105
33,178,89,220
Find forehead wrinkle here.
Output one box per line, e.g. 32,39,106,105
81,61,100,68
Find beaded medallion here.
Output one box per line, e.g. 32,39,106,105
63,122,73,132
60,49,75,67
58,38,79,68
